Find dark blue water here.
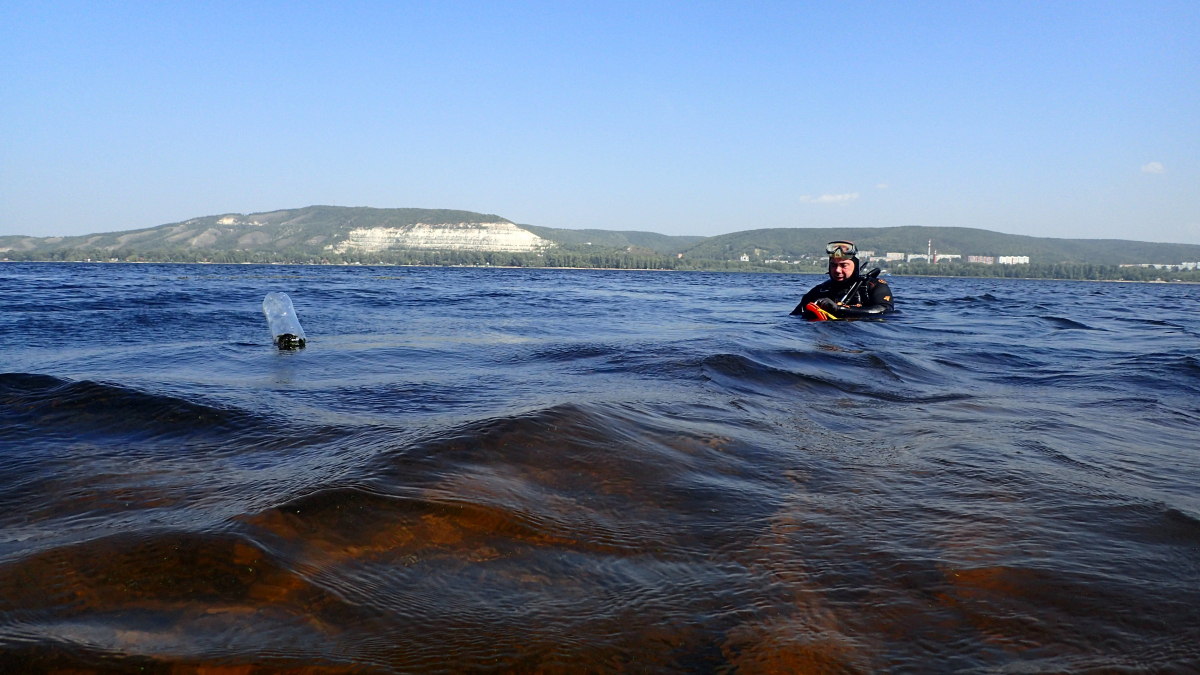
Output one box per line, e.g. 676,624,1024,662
1,262,1198,674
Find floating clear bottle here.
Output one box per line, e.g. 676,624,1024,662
262,292,306,349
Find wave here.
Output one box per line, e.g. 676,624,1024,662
0,373,279,445
359,402,776,534
0,402,796,671
701,352,971,404
1114,354,1200,396
0,531,374,669
521,342,620,363
930,292,1003,305
1040,315,1101,330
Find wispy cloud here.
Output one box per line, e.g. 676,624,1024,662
876,183,889,189
799,192,860,204
1141,161,1165,174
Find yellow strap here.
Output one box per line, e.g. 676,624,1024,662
811,305,838,321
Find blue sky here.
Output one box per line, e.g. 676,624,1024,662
2,1,1197,242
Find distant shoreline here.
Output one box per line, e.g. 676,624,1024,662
886,272,1198,284
0,259,691,273
5,259,1199,284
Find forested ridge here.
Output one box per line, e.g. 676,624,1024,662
5,206,1199,281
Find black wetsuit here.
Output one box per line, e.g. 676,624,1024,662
790,273,894,318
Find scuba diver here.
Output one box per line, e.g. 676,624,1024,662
791,241,894,319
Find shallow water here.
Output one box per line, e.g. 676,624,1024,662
1,263,1198,674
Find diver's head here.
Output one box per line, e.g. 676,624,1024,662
826,241,859,282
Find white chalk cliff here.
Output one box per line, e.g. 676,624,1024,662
333,222,551,253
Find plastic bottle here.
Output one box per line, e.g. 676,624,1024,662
262,292,306,349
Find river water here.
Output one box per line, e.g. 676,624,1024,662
1,263,1198,674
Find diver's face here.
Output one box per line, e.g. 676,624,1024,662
828,258,855,282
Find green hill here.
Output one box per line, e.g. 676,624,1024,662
679,226,1200,266
519,225,704,255
0,206,509,256
4,207,1199,270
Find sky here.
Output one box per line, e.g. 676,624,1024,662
1,1,1197,243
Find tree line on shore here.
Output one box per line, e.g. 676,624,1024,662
5,246,1200,282
892,261,1200,282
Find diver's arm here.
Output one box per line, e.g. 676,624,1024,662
868,279,895,312
831,280,892,317
832,304,889,317
790,288,822,316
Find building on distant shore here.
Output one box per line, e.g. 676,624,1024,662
998,256,1030,264
739,253,749,262
934,253,961,263
1137,262,1198,270
908,254,931,262
967,255,994,264
1119,263,1196,270
886,252,905,261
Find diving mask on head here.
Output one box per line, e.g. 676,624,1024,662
825,241,858,259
